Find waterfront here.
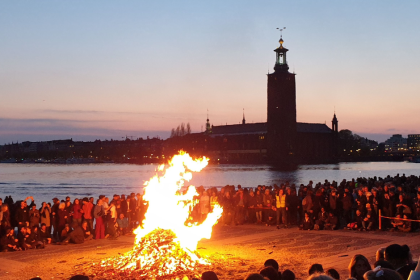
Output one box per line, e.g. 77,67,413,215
1,161,420,203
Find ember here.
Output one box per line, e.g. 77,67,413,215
89,152,223,279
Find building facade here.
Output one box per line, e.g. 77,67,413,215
408,134,420,151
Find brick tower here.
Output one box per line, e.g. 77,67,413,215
267,36,297,163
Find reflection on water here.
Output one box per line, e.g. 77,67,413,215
1,162,419,203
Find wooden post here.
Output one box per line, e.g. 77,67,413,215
379,209,382,230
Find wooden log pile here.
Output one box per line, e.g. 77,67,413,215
84,228,209,279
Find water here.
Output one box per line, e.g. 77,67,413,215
1,162,420,204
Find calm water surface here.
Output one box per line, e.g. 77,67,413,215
1,162,420,203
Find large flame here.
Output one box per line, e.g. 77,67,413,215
134,151,223,251
98,151,223,279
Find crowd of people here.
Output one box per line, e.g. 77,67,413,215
1,173,419,252
198,174,420,232
0,193,145,251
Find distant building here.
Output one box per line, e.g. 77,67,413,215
408,134,420,151
384,134,407,152
200,36,338,165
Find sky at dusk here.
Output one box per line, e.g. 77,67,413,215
1,1,419,144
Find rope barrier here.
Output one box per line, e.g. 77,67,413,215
379,210,420,229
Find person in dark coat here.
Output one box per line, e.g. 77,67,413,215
1,228,20,252
221,192,234,225
341,190,353,224
315,207,329,230
324,212,338,230
120,194,128,218
39,223,52,244
247,190,257,224
286,188,299,225
17,226,32,250
57,202,69,240
51,198,60,240
300,212,314,230
15,201,30,231
61,222,85,244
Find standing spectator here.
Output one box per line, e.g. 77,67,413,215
255,190,263,223
120,195,128,218
221,192,234,225
125,196,132,228
81,197,94,231
287,188,299,225
51,198,60,240
40,202,51,234
1,204,11,233
248,190,257,224
15,200,30,231
342,190,353,224
65,200,73,225
329,189,338,216
135,193,143,226
128,193,137,229
107,201,118,239
72,199,83,226
29,204,40,228
302,190,314,218
275,188,287,229
94,199,105,239
57,202,69,240
263,189,273,223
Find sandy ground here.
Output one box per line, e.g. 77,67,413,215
1,225,419,280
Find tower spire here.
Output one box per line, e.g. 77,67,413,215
205,109,211,133
273,27,289,72
242,108,246,124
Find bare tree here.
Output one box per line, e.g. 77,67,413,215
169,122,192,138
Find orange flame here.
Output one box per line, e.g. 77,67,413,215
99,152,223,277
134,152,223,253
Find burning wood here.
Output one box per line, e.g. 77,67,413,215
93,228,210,279
86,152,223,279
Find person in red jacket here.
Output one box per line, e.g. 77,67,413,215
72,199,83,226
81,198,94,231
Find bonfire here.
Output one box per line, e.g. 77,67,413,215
89,152,223,279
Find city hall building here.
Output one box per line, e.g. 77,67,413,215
166,37,339,165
